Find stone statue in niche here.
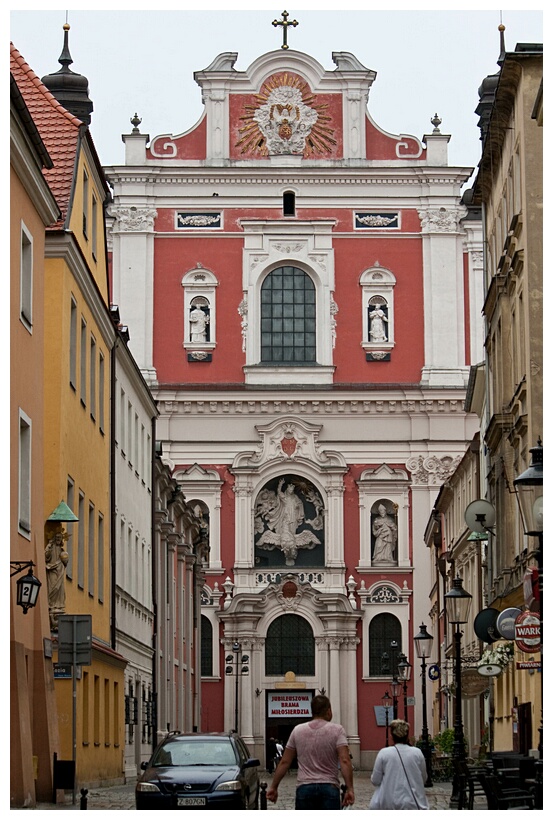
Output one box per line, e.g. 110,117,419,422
189,302,210,342
255,477,323,566
371,502,398,565
45,529,69,630
369,303,388,342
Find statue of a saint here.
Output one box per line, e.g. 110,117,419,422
257,479,321,566
369,304,388,342
45,529,69,630
372,503,397,565
190,305,209,342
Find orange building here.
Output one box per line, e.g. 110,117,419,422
10,55,61,807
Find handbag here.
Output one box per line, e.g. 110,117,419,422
395,746,423,810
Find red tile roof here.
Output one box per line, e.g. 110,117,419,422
11,42,83,229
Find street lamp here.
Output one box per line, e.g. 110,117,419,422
10,561,42,613
382,691,392,747
414,624,434,787
225,642,249,734
397,653,412,721
390,676,401,720
445,575,472,808
514,439,543,761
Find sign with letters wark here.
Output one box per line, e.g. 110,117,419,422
514,611,541,653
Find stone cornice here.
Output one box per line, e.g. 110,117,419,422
154,393,468,418
105,167,472,188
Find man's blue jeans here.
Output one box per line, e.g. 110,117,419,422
295,783,341,810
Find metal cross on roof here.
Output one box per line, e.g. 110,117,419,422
272,10,299,50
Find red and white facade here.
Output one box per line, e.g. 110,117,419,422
106,46,481,767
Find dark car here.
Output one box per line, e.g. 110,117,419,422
136,732,261,810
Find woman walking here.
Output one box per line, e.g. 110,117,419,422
369,719,428,810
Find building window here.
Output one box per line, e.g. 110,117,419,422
90,335,96,421
78,491,85,589
80,317,87,405
66,477,75,578
82,671,89,745
369,613,402,677
83,168,89,238
98,513,104,603
265,614,315,676
283,191,296,216
20,223,33,330
261,266,316,364
69,297,77,389
201,615,213,677
91,193,98,259
18,410,31,536
98,352,105,432
120,388,126,457
88,502,95,597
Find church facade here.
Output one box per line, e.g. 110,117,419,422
105,38,482,767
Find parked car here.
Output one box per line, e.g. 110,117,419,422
136,732,261,810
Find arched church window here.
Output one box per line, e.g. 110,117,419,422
369,613,402,677
371,499,398,566
261,267,316,364
254,474,324,568
201,615,213,677
265,614,315,676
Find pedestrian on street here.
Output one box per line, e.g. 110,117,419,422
267,737,278,774
369,719,428,810
266,694,355,809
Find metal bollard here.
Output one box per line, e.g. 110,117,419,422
80,788,88,810
260,781,267,810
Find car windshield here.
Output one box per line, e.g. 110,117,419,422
152,739,238,767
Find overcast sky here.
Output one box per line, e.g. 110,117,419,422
10,3,543,186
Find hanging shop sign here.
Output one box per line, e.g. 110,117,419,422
461,668,489,696
267,692,312,718
514,611,541,653
428,664,440,681
496,608,522,640
516,661,541,670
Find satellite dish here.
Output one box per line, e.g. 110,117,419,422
464,500,496,533
474,608,500,644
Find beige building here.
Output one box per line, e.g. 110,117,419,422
471,39,543,755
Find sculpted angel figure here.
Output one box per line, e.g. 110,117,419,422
256,479,321,566
372,503,398,565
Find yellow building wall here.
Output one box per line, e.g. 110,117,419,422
42,146,123,785
54,651,126,785
67,151,110,304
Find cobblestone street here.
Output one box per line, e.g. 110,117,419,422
20,770,465,811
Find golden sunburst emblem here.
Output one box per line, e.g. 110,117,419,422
236,73,336,157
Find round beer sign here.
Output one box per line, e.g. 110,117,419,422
514,611,541,653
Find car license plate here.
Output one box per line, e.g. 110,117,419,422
177,797,206,807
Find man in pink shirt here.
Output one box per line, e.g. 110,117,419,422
267,695,355,809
